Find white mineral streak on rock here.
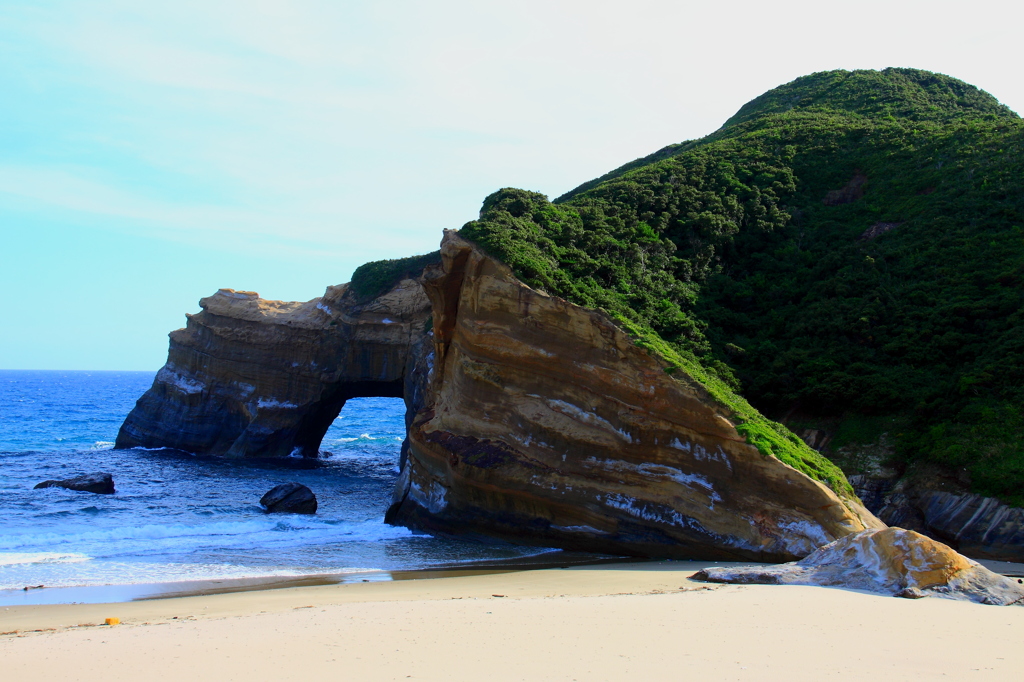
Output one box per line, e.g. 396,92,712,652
410,477,448,514
542,399,632,442
257,397,300,409
156,366,204,395
775,518,834,555
552,524,602,534
669,438,692,452
670,439,733,471
604,493,713,535
584,457,722,503
235,382,256,397
315,302,333,315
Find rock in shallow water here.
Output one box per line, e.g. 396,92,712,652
260,483,317,514
34,472,115,495
694,527,1024,605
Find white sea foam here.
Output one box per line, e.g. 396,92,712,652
0,560,377,592
332,434,381,443
0,517,419,592
0,518,414,557
0,552,90,567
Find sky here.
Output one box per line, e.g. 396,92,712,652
2,0,1021,370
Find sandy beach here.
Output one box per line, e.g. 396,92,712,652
4,561,1023,681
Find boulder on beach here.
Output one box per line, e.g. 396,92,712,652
34,472,115,495
260,483,317,514
694,527,1024,605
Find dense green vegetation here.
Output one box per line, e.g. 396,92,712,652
349,251,441,302
459,68,1024,504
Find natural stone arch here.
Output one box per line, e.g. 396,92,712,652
116,279,433,459
117,234,882,561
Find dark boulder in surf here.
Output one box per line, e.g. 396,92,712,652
34,472,115,495
260,483,317,514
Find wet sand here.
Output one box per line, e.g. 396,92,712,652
3,560,1024,681
0,551,632,606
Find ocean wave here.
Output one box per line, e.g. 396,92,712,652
0,560,389,591
334,434,380,443
0,552,90,566
0,518,416,558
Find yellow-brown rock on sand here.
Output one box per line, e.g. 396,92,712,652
695,527,1024,604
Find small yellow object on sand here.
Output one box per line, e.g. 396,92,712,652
104,618,120,626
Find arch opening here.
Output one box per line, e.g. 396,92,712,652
293,378,407,458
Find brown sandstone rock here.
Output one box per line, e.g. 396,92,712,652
385,232,881,561
117,231,882,560
115,279,433,458
694,527,1024,604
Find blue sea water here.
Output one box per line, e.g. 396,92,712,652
0,370,556,603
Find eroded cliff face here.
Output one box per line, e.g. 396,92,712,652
386,232,881,561
118,231,882,560
115,279,432,458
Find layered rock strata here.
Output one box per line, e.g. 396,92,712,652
119,231,883,560
849,474,1024,563
695,528,1024,605
116,279,433,458
385,232,882,561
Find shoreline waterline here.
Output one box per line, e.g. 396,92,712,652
0,551,637,606
3,372,600,600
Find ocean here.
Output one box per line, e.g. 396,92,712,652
0,370,563,605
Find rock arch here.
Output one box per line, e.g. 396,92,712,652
117,232,882,561
115,279,433,460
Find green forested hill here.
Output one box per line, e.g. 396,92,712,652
459,68,1024,505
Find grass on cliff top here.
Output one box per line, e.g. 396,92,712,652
616,316,854,497
349,251,441,302
457,67,1024,504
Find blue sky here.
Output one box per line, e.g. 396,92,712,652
2,0,1021,370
